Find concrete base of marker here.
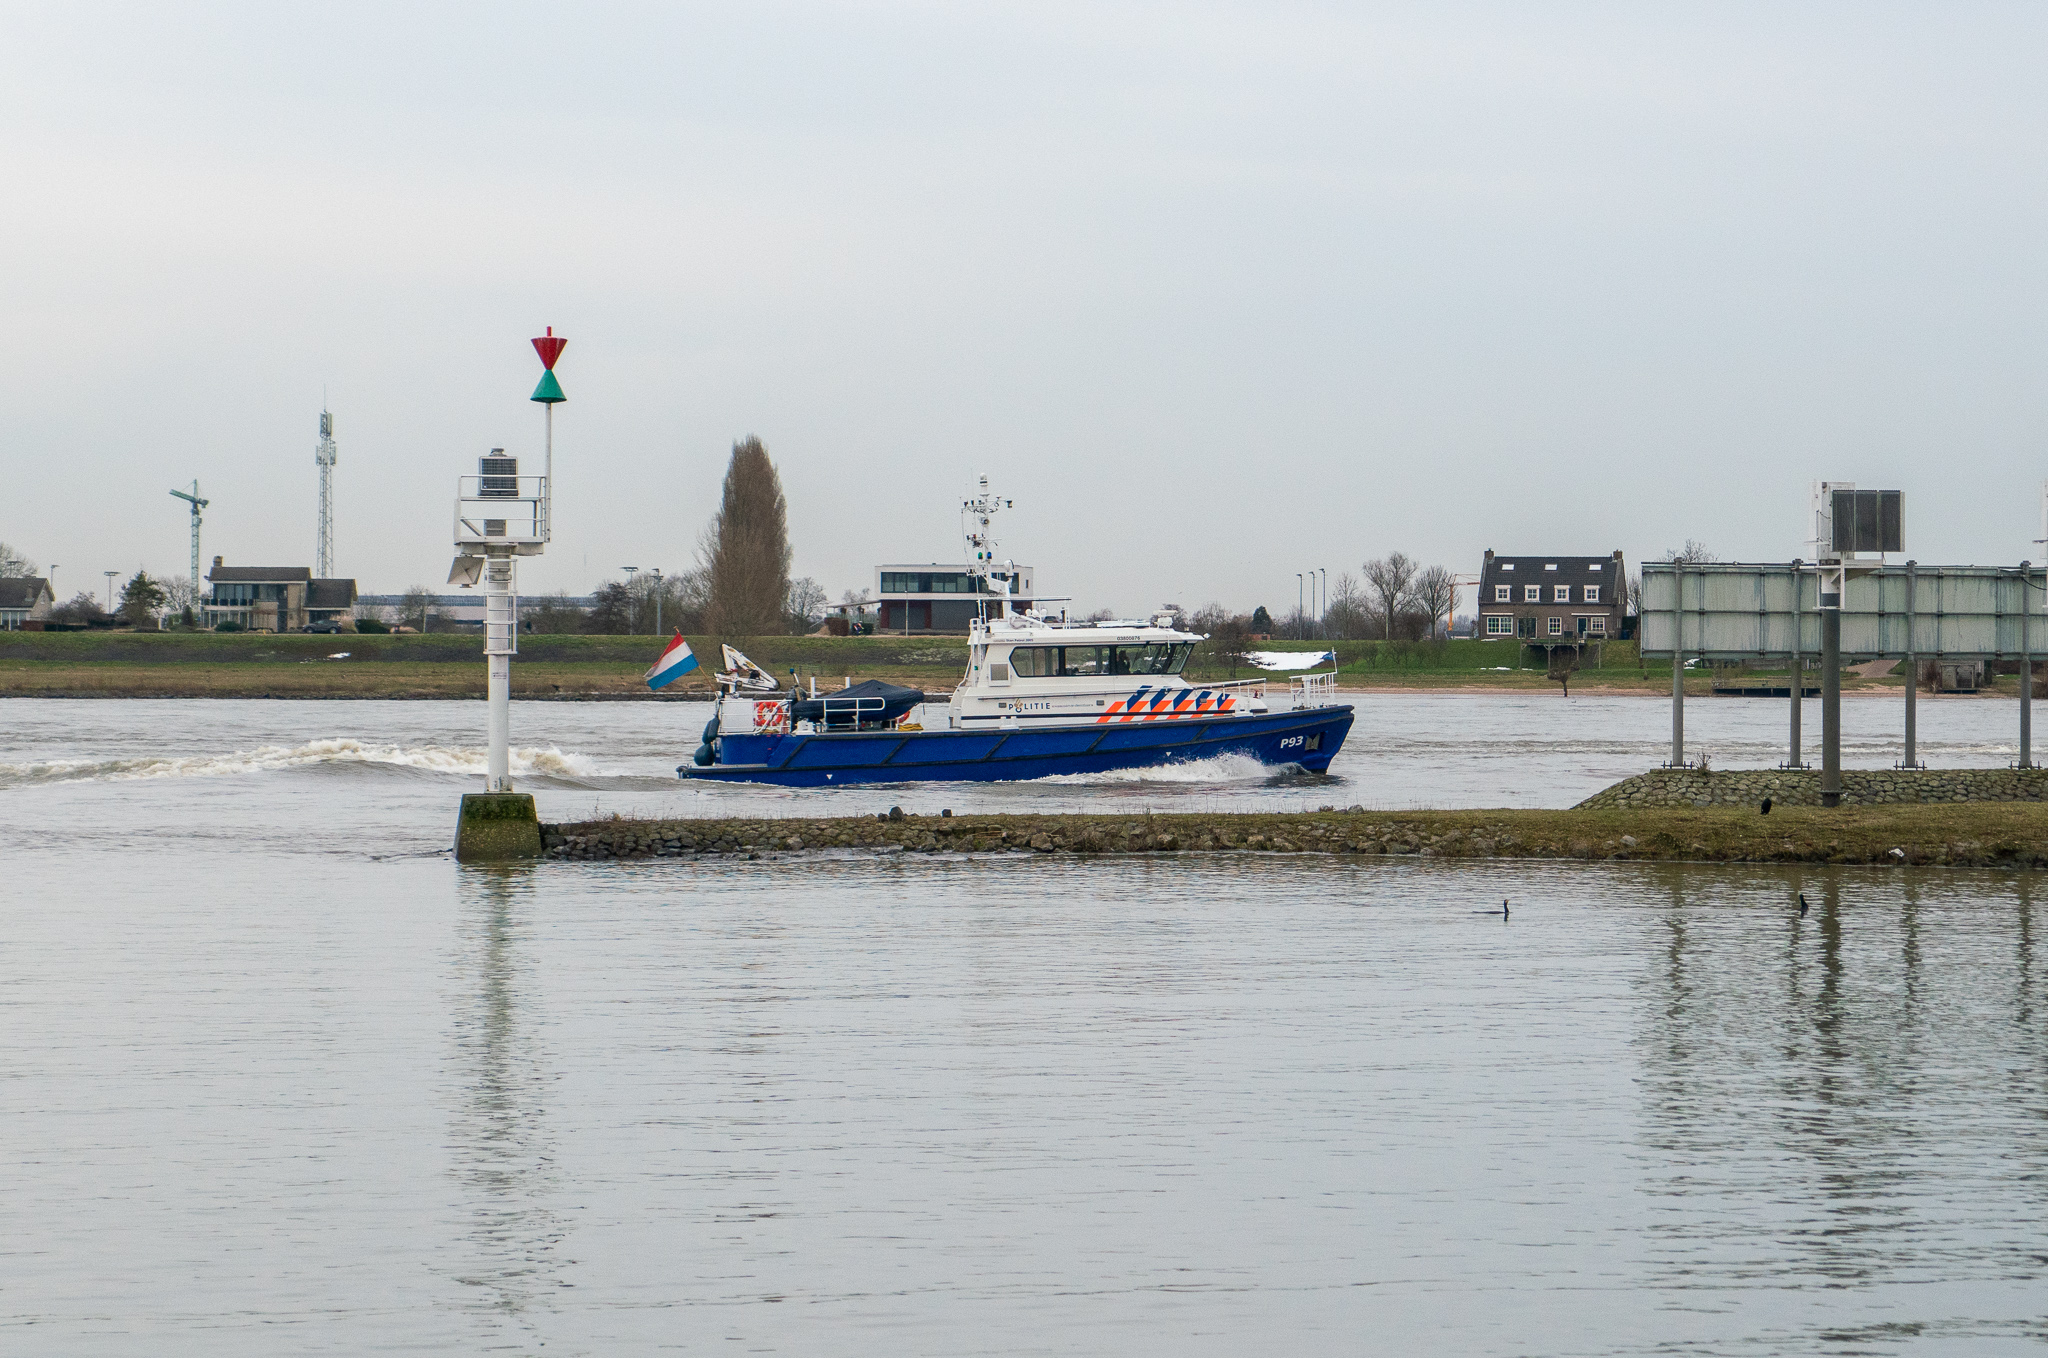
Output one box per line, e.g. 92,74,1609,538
454,792,543,861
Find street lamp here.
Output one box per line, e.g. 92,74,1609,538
1318,568,1327,639
650,568,664,636
1295,573,1304,639
621,567,640,635
103,570,119,613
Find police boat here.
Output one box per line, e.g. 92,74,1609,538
678,615,1354,787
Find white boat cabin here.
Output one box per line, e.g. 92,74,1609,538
948,614,1265,729
711,614,1282,736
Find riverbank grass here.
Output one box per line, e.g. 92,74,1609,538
537,803,2048,869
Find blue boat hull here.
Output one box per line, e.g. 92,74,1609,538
677,706,1355,787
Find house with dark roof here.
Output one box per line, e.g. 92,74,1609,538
0,576,55,630
1476,550,1626,645
204,557,357,631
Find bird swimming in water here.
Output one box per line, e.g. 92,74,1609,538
1798,893,1809,918
1761,797,1773,815
1474,898,1510,917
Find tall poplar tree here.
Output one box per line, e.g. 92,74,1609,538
704,436,792,635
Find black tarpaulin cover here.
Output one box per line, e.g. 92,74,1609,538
790,679,926,726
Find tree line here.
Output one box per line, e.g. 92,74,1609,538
1180,553,1460,643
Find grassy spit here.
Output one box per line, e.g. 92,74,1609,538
540,804,2048,869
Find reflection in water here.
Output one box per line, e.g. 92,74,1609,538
1635,867,2048,1343
445,866,563,1336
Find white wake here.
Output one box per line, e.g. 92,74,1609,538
0,738,604,788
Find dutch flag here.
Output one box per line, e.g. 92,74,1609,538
644,633,700,692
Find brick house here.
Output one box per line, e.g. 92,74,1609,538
204,557,358,631
0,576,55,630
1476,550,1626,643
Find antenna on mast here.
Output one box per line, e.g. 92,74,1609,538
315,406,337,577
961,474,1017,619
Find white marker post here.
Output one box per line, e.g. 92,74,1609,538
452,329,567,861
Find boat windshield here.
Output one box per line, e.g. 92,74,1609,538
1007,642,1191,677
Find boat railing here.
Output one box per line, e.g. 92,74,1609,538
1206,677,1268,698
816,694,893,731
1289,671,1340,708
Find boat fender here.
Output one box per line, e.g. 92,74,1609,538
692,741,716,767
702,713,720,743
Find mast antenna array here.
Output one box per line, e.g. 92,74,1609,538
315,408,338,577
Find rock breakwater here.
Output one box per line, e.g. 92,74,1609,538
1574,767,2048,810
536,800,2048,870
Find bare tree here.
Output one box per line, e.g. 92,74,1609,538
161,575,199,615
1662,539,1717,564
50,591,107,625
584,582,634,634
1322,573,1372,640
398,585,438,632
784,576,828,633
1411,565,1457,640
1363,552,1420,642
0,541,34,577
521,590,589,635
704,436,793,635
1625,572,1644,618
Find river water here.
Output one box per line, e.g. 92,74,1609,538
5,696,2046,1355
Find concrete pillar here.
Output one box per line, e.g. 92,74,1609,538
2022,562,2034,771
1672,647,1685,766
1821,578,1842,808
1788,655,1804,767
1903,561,1917,769
1787,560,1804,768
1670,568,1685,767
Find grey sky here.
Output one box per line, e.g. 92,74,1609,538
7,3,2046,615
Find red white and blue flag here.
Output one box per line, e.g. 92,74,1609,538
644,633,699,691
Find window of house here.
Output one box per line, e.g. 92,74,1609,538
1500,563,1515,571
1588,563,1602,571
1524,585,1541,602
1494,585,1511,602
1544,563,1558,571
1584,585,1600,603
1588,616,1607,634
1485,615,1513,635
1548,617,1563,635
1553,585,1570,602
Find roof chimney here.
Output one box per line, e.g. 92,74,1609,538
212,555,223,569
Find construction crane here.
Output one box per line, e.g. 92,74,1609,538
315,408,337,577
169,481,208,620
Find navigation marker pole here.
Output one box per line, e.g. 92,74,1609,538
452,327,567,861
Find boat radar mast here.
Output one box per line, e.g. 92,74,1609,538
962,475,1018,616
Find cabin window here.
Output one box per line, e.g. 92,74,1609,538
989,663,1009,682
1009,647,1056,677
1006,643,1191,678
